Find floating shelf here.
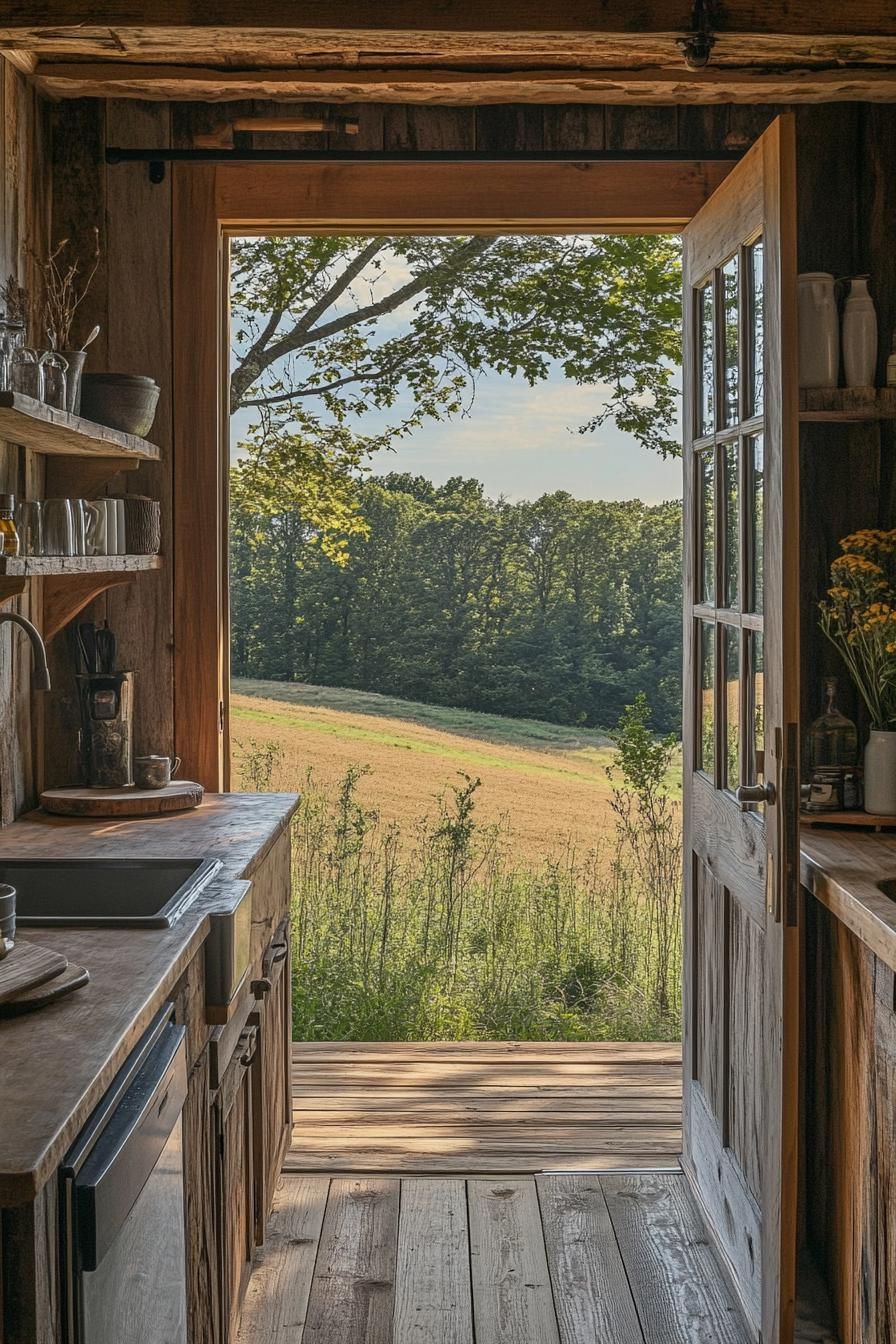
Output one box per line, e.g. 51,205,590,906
0,554,163,639
799,387,896,422
0,392,160,461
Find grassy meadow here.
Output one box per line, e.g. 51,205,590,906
232,679,683,1044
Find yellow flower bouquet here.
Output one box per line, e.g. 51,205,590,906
819,528,896,731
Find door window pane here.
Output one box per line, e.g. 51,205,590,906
699,620,715,775
723,624,741,790
698,282,714,436
722,255,739,427
748,239,764,416
748,434,764,613
746,630,765,807
723,441,739,609
699,450,714,604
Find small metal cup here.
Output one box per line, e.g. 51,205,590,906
0,883,16,960
134,754,181,790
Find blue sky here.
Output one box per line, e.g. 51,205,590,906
230,238,683,505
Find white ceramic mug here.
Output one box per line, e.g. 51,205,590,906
43,498,76,555
87,498,119,556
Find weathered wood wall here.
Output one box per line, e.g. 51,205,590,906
806,898,896,1344
0,62,50,823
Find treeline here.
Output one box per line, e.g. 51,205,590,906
231,473,683,734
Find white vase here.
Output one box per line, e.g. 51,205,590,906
798,272,839,388
842,276,878,389
864,730,896,815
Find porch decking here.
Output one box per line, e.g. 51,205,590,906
237,1171,749,1344
287,1040,682,1174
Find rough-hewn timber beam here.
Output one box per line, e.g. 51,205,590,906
31,63,896,105
4,2,896,39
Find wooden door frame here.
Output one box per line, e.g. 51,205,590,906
172,156,734,788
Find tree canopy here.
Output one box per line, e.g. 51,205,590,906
231,233,682,541
231,473,683,734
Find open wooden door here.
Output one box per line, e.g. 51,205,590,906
681,115,800,1344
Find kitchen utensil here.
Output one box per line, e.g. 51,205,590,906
80,372,160,437
78,623,98,675
43,498,76,555
15,499,43,556
123,496,161,554
40,780,204,817
80,325,100,352
0,883,15,960
77,671,134,788
0,962,89,1018
134,754,181,790
0,939,67,1002
96,621,116,674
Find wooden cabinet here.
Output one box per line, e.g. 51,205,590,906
215,1022,259,1344
250,918,292,1243
183,1049,220,1344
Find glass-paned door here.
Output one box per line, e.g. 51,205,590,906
681,116,800,1344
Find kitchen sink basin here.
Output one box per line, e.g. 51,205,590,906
0,857,222,928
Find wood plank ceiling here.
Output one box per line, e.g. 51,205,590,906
4,3,896,103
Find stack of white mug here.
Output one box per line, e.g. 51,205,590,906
15,497,128,556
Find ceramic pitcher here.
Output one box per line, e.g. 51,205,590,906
798,273,839,388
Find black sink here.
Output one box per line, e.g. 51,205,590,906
1,857,222,928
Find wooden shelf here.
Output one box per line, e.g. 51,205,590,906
0,392,160,461
799,387,896,422
0,554,163,639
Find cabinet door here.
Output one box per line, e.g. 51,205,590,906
183,1048,220,1344
216,1024,258,1342
251,919,292,1244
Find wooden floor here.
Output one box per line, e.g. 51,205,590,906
237,1170,749,1343
288,1041,682,1174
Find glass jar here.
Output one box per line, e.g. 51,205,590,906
0,318,25,393
0,493,20,557
10,347,43,400
40,351,68,410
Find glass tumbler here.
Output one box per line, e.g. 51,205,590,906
15,499,43,556
40,352,68,410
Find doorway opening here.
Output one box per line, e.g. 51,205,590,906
226,229,685,1169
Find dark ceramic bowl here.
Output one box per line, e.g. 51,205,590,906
0,883,15,958
81,372,161,438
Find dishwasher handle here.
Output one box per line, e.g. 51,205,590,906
74,1021,187,1272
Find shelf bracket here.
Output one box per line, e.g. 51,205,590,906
0,577,26,606
43,573,137,641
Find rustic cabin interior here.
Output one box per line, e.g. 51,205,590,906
1,6,896,1344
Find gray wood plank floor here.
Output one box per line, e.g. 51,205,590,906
238,1172,750,1344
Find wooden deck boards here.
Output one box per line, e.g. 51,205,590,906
237,1172,750,1344
289,1041,682,1174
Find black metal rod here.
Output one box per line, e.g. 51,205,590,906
106,147,742,166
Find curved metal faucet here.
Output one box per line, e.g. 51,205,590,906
0,612,51,691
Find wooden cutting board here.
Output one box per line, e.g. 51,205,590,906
0,940,68,1003
40,780,204,818
0,963,89,1017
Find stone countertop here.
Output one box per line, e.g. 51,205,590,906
801,823,896,970
0,792,298,1207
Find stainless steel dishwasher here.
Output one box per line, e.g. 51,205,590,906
60,1004,188,1344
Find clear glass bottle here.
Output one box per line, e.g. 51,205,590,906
0,493,20,557
808,676,858,769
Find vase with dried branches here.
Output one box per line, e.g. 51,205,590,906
25,227,101,413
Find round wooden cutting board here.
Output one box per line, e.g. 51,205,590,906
40,781,204,818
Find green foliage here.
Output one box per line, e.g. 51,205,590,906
231,473,683,734
231,233,682,461
236,754,682,1043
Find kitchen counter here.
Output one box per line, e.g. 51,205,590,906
0,792,298,1206
800,823,896,971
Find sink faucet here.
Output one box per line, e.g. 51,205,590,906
0,612,51,691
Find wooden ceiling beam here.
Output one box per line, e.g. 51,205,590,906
4,2,896,40
31,62,896,105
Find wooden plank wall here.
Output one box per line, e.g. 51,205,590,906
805,898,896,1344
0,61,50,824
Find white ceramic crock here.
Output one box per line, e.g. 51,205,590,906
864,730,896,815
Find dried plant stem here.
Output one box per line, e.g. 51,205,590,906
24,227,100,350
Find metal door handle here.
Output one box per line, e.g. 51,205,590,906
735,781,777,805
